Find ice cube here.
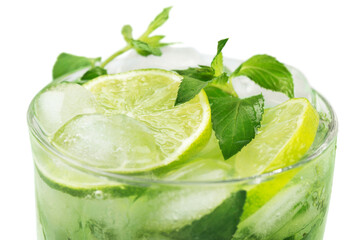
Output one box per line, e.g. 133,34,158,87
52,114,161,170
134,158,235,232
35,83,100,135
232,65,313,107
130,149,235,232
106,47,208,73
233,183,311,239
138,186,232,232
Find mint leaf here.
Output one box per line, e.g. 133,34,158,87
131,40,162,56
146,35,165,43
174,65,217,105
81,67,107,80
72,67,107,85
175,65,215,81
211,49,224,76
143,7,172,37
210,94,264,159
204,86,232,101
144,35,173,48
121,25,133,44
52,53,100,80
145,35,165,45
216,38,229,55
232,54,294,98
211,38,229,76
165,191,246,240
175,76,209,105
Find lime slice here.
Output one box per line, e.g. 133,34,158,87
235,98,319,177
234,98,319,221
52,69,212,173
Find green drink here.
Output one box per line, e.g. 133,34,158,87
27,7,337,240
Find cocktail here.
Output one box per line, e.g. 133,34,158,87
27,8,337,240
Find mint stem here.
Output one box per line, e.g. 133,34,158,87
100,45,132,68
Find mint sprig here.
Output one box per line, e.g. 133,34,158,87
175,40,294,159
102,6,172,63
52,7,172,81
174,38,233,105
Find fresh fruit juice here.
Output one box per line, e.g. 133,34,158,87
27,7,337,240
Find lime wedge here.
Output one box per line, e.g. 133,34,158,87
234,98,319,221
235,98,319,177
52,69,212,173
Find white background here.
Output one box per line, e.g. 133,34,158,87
1,0,359,239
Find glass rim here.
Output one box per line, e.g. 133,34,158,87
27,87,338,186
